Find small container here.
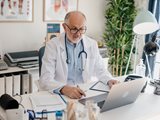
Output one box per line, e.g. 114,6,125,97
55,111,63,120
136,59,146,77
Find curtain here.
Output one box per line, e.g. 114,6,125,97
143,0,160,78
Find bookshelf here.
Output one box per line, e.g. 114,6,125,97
0,67,39,96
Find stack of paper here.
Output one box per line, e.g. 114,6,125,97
29,94,66,113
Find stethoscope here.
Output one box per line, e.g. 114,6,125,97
65,34,87,71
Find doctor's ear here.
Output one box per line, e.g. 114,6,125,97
62,23,67,31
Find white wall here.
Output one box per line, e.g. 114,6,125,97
0,0,106,54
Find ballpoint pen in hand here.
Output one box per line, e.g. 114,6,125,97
77,85,86,97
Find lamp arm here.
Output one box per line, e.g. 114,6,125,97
145,53,153,80
124,34,137,75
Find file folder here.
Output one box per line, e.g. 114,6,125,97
0,75,5,96
5,75,13,96
21,74,30,94
29,69,39,92
13,74,21,95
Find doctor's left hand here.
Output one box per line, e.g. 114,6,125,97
60,85,86,99
107,80,120,88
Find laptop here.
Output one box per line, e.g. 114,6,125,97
79,78,146,112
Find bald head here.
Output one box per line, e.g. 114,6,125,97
64,11,86,24
63,11,87,43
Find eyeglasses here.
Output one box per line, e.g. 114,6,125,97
65,24,87,34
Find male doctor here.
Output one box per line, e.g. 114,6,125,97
39,11,119,99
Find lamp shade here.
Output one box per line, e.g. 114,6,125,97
133,10,159,35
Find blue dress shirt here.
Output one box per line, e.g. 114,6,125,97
53,38,84,94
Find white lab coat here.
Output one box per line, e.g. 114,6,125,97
39,33,113,91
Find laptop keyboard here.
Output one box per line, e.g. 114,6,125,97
97,100,105,108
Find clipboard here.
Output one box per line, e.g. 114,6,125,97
89,81,110,92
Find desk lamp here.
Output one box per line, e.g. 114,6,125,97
143,33,160,80
125,10,159,75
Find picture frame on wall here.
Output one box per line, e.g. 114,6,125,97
0,0,33,22
43,0,78,22
46,23,60,42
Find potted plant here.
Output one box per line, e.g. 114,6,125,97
103,0,137,76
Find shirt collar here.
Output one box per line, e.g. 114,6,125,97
66,37,82,47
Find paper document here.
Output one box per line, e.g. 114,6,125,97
90,81,110,92
29,94,66,113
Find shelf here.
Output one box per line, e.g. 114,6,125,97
0,66,38,74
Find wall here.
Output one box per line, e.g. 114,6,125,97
133,0,149,66
0,0,106,55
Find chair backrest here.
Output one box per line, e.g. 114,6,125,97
38,46,45,76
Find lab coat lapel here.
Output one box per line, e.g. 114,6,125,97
59,33,68,80
82,36,91,83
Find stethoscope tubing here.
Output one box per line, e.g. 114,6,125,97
65,34,87,64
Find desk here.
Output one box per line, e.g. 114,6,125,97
0,82,160,120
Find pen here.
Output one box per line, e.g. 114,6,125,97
77,85,86,96
77,85,87,92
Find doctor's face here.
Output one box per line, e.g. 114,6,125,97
63,12,87,43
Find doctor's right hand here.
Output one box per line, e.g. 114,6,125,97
60,85,86,99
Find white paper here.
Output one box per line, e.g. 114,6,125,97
90,81,110,92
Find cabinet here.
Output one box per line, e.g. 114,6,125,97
0,67,39,96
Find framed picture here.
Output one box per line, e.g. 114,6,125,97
0,0,33,22
46,23,60,42
43,0,78,22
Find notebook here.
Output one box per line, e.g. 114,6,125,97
29,93,66,113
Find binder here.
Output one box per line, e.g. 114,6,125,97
5,75,13,96
0,75,5,96
21,74,30,94
29,70,39,92
13,74,21,95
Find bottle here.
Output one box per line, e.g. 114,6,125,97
55,111,63,120
85,100,100,120
135,59,146,77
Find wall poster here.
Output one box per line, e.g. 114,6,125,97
0,0,33,22
43,0,78,22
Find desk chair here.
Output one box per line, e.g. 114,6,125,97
38,36,56,91
35,46,45,91
38,46,45,76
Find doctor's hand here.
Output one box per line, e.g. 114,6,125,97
60,85,86,99
107,80,120,88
